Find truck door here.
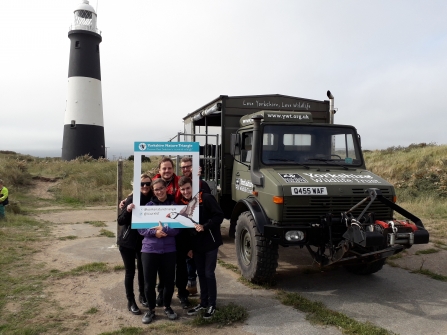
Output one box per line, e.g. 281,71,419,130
232,131,253,201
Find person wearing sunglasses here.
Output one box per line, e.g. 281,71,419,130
138,178,179,324
180,156,211,194
117,174,153,316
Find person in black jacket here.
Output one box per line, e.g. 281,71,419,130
179,157,211,296
178,177,224,319
117,173,153,315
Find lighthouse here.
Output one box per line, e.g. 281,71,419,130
62,0,105,160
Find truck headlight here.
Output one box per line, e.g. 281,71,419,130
285,230,305,241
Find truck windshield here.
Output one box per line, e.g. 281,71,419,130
261,125,362,166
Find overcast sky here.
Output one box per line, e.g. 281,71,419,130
2,0,446,159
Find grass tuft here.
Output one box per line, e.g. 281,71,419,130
98,327,145,335
277,291,394,335
58,235,78,240
85,307,99,314
85,221,107,227
411,269,447,281
189,303,248,327
99,229,115,238
54,262,112,278
415,248,439,255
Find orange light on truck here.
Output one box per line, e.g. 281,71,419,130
273,196,284,204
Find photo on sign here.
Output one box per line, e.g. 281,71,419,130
131,142,200,229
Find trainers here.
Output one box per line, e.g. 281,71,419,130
156,293,163,307
142,310,156,324
164,306,177,320
186,281,198,295
187,304,207,316
179,296,191,309
203,305,216,319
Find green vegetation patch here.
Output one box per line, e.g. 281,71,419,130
58,235,78,240
85,307,99,314
99,229,115,238
98,327,145,335
68,262,110,275
0,213,63,334
189,303,248,327
277,291,394,335
85,220,107,227
415,248,439,255
411,269,447,282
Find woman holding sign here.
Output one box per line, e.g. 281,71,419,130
138,178,179,324
117,174,153,315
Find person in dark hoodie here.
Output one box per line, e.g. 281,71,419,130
137,178,179,324
178,176,224,320
117,174,153,315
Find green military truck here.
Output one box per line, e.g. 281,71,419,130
180,92,429,283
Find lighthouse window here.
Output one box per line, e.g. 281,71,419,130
71,120,76,128
75,41,80,49
96,45,99,53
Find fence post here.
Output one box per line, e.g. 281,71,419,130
116,159,123,242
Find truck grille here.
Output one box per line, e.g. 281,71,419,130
283,193,394,223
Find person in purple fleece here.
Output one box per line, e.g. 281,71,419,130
138,178,179,324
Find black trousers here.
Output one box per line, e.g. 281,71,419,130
157,249,190,299
194,248,218,307
142,251,176,310
119,245,144,302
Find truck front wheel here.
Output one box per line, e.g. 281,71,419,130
235,211,278,283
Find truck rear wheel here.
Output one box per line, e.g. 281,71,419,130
235,211,278,283
344,258,386,275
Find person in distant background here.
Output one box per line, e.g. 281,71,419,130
0,179,9,220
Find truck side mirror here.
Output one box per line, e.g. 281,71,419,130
231,133,241,156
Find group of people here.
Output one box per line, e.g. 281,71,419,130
117,157,224,324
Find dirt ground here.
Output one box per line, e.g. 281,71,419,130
27,180,447,335
28,181,252,335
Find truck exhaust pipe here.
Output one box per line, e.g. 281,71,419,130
327,90,335,124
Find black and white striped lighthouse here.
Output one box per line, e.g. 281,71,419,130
62,0,105,160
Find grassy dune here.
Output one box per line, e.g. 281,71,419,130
1,144,446,234
364,143,447,237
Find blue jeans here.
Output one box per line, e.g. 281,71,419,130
194,248,218,307
0,204,4,219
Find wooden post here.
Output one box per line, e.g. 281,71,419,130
116,159,123,241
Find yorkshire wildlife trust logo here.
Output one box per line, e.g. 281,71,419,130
278,173,308,183
139,143,147,151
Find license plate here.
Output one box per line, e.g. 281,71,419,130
291,187,328,195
